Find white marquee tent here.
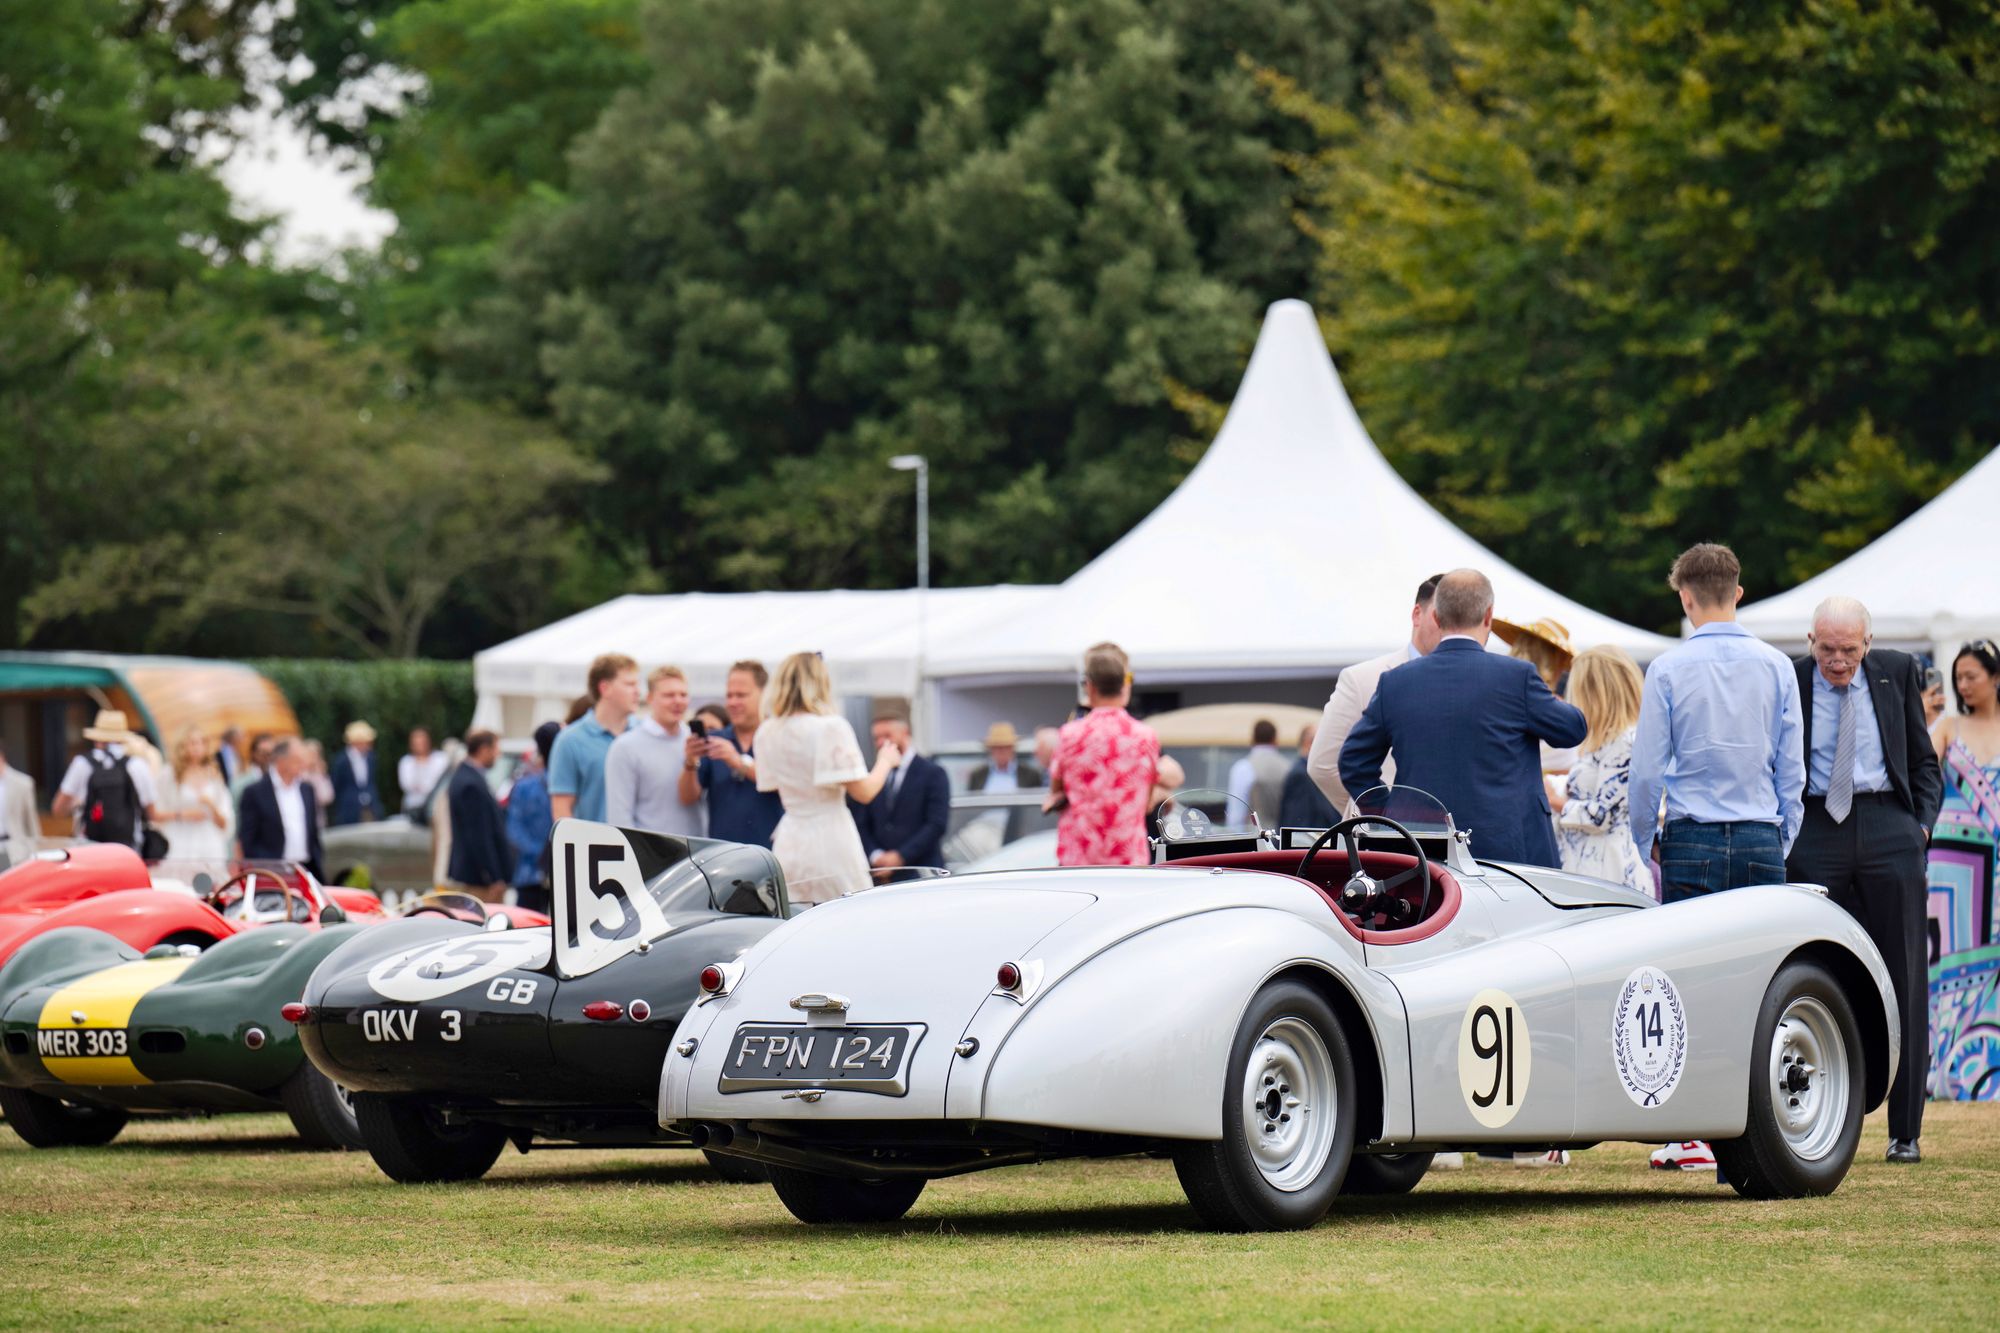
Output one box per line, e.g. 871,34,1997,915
474,585,1052,741
1738,445,2000,686
926,299,1675,741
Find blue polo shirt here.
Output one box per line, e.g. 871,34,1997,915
548,711,628,823
699,725,783,848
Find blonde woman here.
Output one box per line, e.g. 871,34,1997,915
755,653,901,904
162,729,234,878
1550,646,1653,895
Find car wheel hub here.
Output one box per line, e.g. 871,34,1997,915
1242,1017,1336,1192
1769,996,1848,1162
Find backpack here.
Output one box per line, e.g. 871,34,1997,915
81,751,140,848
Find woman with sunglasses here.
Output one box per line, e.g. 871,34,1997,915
1929,640,2000,985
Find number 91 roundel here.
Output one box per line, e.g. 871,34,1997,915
549,819,676,979
1457,987,1532,1128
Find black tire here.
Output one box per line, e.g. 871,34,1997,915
351,1093,507,1183
0,1085,128,1147
1340,1151,1434,1196
280,1064,364,1151
767,1165,925,1223
1713,960,1865,1199
1173,980,1358,1231
701,1148,769,1184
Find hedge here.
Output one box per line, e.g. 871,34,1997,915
251,658,476,811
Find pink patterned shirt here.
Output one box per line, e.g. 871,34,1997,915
1055,707,1161,867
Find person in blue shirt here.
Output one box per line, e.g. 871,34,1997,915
677,659,784,848
1629,543,1805,900
549,654,640,824
506,721,561,913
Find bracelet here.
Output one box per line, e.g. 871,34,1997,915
684,760,700,772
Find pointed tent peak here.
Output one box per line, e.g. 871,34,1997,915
1739,444,2000,642
925,298,1675,678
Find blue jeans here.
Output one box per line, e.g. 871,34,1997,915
1658,820,1786,904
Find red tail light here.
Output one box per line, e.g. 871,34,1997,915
698,965,725,994
279,1002,311,1024
582,1000,624,1022
996,961,1022,991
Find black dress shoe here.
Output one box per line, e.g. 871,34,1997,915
1885,1139,1921,1164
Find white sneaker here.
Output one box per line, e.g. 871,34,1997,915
1427,1152,1464,1172
1649,1140,1716,1171
1513,1149,1570,1167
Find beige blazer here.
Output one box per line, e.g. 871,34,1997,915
1,767,39,868
1306,648,1409,812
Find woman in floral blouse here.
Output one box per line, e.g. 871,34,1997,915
1550,646,1654,896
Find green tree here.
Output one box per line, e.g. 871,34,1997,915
20,327,606,658
1283,0,1999,627
445,0,1430,592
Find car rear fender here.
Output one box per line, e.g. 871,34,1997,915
970,907,1407,1140
0,926,143,1000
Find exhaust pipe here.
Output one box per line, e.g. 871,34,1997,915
685,1122,734,1150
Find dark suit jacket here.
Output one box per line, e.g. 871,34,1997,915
967,759,1044,791
850,753,951,868
237,774,324,879
1792,650,1943,830
1339,638,1588,867
328,748,379,826
446,762,514,887
1279,756,1338,828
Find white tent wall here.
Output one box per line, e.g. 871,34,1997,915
473,585,1053,744
1737,446,2000,707
933,676,1341,751
926,298,1675,733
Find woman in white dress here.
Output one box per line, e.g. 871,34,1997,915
1550,646,1654,897
161,729,234,882
755,653,901,905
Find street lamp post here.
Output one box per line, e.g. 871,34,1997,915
889,454,929,745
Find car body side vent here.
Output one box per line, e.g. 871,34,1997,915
138,1030,187,1055
2,1032,27,1055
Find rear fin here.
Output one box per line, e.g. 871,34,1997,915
549,819,682,979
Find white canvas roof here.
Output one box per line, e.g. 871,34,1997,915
475,585,1052,734
1738,445,2000,649
927,299,1674,680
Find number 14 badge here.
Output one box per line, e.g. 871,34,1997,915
1612,967,1688,1108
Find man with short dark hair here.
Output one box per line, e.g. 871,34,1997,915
1227,719,1290,827
447,730,514,902
1051,642,1182,866
850,709,950,873
1629,542,1804,897
1310,574,1446,810
1786,597,1941,1164
1339,569,1586,866
549,652,640,823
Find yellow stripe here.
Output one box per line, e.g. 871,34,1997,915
36,958,194,1085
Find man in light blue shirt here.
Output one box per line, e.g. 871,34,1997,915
1630,543,1805,900
549,654,641,824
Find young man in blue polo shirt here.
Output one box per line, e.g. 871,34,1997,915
550,653,640,823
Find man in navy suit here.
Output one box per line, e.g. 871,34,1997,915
446,730,515,901
849,710,951,873
328,720,380,825
1339,569,1587,867
237,738,325,880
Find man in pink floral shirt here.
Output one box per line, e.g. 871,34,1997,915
1050,643,1181,866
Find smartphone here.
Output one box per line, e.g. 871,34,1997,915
689,718,707,739
1924,667,1944,692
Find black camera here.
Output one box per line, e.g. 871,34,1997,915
688,718,707,739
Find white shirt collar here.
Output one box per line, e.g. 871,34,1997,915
641,716,686,740
1440,633,1483,646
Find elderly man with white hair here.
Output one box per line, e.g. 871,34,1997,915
1785,594,1942,1165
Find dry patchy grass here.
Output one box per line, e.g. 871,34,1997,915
0,1105,1994,1329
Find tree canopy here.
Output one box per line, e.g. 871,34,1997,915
1280,0,1999,628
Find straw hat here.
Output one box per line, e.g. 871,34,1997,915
344,720,378,745
983,722,1020,749
1493,616,1576,670
83,709,137,744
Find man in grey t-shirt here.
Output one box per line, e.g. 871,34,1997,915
604,665,704,838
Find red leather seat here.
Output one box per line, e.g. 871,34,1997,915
1161,849,1460,944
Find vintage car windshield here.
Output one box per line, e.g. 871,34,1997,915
1347,785,1456,838
1154,788,1262,848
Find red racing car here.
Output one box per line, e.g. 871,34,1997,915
0,845,390,966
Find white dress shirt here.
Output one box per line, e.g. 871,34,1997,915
273,776,310,863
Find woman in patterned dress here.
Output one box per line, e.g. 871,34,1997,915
1930,639,2000,960
1550,646,1653,896
754,652,902,905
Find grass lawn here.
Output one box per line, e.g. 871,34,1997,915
1,1104,1993,1330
